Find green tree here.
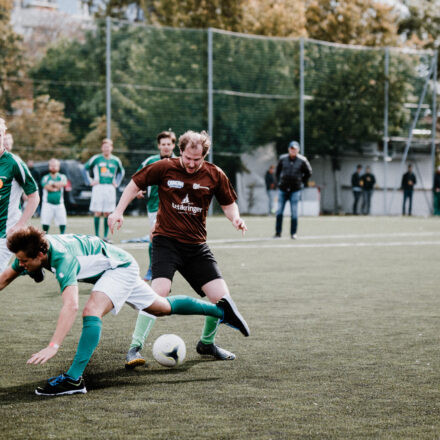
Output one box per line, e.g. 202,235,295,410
7,94,73,160
31,26,107,142
305,0,399,46
0,0,26,110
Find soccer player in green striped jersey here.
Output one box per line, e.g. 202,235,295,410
0,118,39,272
136,130,176,281
84,139,125,243
0,226,249,396
40,158,68,234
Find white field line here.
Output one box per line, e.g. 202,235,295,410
118,231,440,251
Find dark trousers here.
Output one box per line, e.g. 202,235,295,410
362,190,373,215
402,189,413,215
352,191,362,215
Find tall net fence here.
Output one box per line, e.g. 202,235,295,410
2,18,437,189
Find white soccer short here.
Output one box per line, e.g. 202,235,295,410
93,259,157,315
90,184,116,213
147,211,157,228
40,202,67,226
0,238,12,273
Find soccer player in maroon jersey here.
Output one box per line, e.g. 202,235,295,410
108,130,249,367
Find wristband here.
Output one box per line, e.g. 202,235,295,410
49,342,60,349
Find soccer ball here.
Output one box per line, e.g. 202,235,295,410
152,334,186,367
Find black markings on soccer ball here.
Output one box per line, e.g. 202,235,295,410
165,346,179,361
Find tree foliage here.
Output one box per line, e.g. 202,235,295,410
7,94,73,159
0,0,26,110
305,0,399,46
240,0,306,37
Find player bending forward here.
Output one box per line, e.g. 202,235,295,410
0,226,249,397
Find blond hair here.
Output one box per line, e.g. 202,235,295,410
178,130,211,157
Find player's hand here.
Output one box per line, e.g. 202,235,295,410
108,212,123,233
136,190,146,199
91,180,98,187
27,345,58,365
232,217,247,236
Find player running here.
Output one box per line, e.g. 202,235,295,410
0,226,249,396
40,158,68,234
137,130,176,281
84,139,125,243
108,130,249,368
0,118,39,273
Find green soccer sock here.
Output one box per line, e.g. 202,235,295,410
103,217,109,238
94,216,100,236
66,316,102,380
167,295,223,319
59,225,66,234
42,224,50,233
200,316,221,345
129,311,156,350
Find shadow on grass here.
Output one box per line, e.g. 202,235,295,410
0,360,219,403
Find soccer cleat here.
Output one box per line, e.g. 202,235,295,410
125,346,146,369
196,341,236,360
35,374,87,396
29,268,45,283
217,296,250,337
143,267,153,282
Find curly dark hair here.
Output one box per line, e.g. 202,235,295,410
7,226,49,258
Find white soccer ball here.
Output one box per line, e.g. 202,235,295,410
152,334,186,367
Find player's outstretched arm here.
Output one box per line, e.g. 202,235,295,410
27,285,79,365
221,202,247,235
108,179,141,233
0,267,20,291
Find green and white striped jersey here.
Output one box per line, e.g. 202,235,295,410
41,172,67,205
84,154,125,185
0,151,38,238
12,234,133,292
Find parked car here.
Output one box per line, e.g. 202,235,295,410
32,160,93,214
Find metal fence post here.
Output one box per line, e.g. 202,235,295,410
383,47,389,215
431,50,438,196
208,28,214,163
208,28,213,215
300,38,305,156
106,16,112,139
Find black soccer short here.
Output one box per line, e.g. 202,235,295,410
151,235,223,297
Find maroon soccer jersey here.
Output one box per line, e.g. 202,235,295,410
132,158,237,243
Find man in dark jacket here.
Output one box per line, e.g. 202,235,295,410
274,141,312,239
360,166,376,215
351,164,362,215
401,164,416,216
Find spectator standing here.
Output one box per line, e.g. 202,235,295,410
401,164,417,216
84,139,125,243
40,158,68,233
433,166,440,216
265,165,277,215
360,166,376,215
274,141,312,239
351,164,362,215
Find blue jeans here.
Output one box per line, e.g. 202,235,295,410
362,190,373,215
402,189,413,215
275,189,301,235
